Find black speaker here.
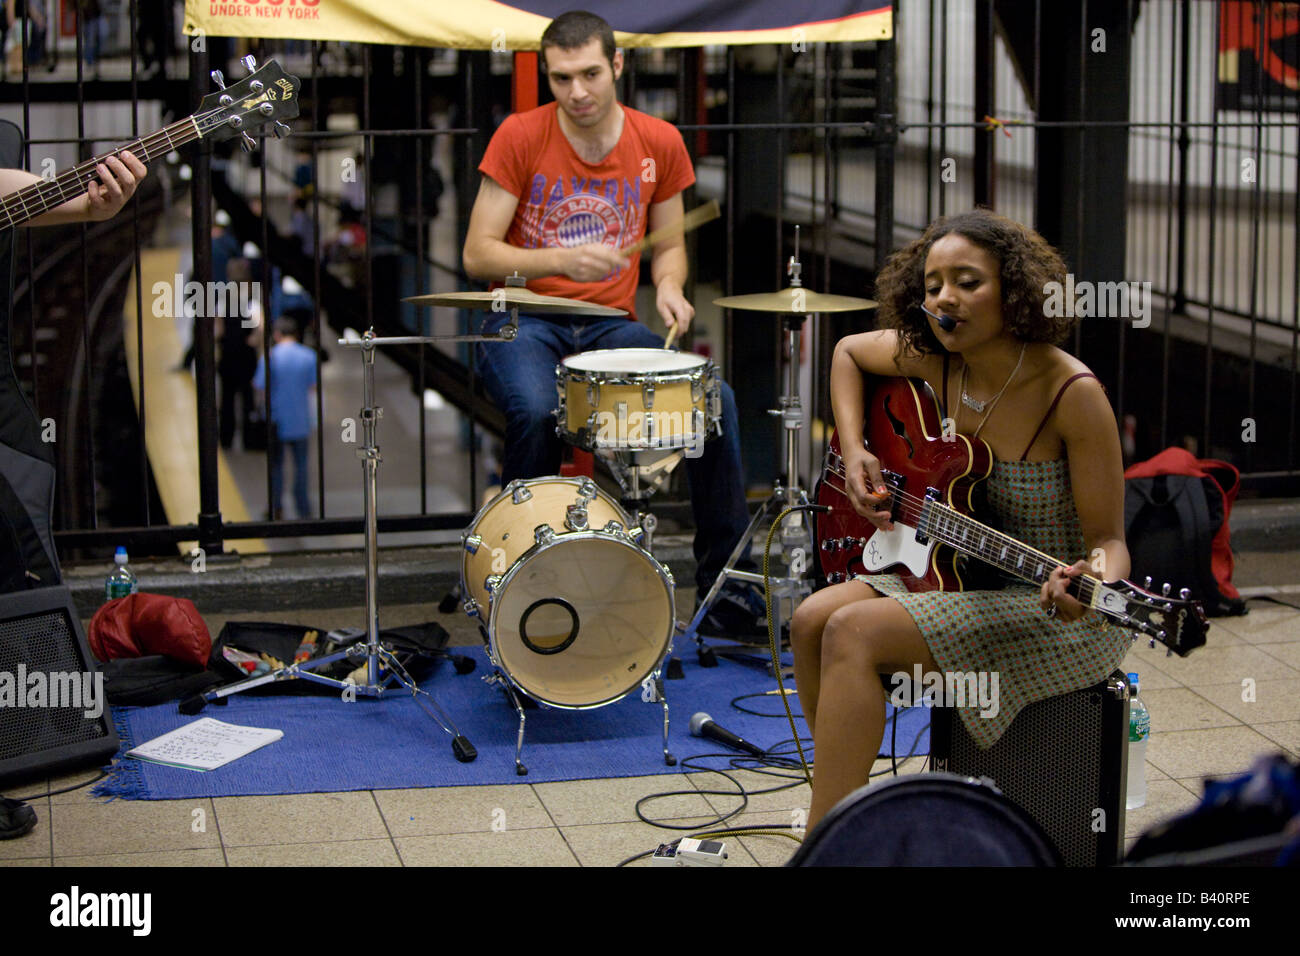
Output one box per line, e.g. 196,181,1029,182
0,586,118,787
930,670,1130,867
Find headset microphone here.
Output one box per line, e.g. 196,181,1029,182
919,303,958,332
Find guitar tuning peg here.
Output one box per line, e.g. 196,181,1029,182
242,54,258,72
240,132,257,152
1143,576,1152,589
1179,587,1190,600
1148,638,1156,649
210,69,226,90
1161,582,1171,596
273,122,291,140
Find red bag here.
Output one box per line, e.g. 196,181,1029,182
88,593,213,669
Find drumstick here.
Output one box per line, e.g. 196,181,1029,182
663,324,680,350
624,199,720,255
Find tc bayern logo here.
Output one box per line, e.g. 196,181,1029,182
542,195,624,248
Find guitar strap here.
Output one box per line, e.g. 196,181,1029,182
940,352,951,420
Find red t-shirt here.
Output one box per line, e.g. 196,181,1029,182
478,102,695,320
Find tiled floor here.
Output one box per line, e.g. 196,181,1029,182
2,597,1296,867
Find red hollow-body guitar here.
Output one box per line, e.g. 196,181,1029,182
814,377,1207,656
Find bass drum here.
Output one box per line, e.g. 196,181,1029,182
461,477,675,709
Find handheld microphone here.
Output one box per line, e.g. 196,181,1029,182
689,712,767,758
919,302,958,332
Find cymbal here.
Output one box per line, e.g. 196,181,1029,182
713,287,877,313
403,288,627,316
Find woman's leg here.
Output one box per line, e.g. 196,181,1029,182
806,596,938,831
790,579,877,738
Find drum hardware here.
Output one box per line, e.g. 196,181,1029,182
186,323,534,760
685,228,876,667
460,476,678,775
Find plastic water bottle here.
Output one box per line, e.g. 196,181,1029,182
104,546,139,601
1127,672,1149,810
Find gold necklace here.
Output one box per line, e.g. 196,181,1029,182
959,342,1027,438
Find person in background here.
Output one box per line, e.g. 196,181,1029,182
253,317,318,519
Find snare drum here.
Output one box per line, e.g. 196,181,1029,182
460,476,676,709
555,348,722,453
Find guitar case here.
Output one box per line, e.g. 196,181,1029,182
0,119,62,593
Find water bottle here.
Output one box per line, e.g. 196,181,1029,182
1126,672,1149,810
104,546,139,601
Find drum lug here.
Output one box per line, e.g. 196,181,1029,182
577,477,598,500
602,520,625,537
691,376,704,402
587,382,600,406
565,504,590,532
485,574,502,595
534,524,556,545
463,598,481,619
643,381,655,410
462,533,482,555
585,411,600,445
509,481,533,505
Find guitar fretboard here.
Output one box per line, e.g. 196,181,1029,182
916,495,1102,606
0,115,205,229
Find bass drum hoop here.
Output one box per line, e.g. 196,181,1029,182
486,529,676,710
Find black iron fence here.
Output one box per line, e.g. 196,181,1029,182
2,0,1295,564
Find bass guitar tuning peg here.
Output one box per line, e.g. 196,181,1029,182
273,122,292,140
210,69,226,90
240,132,257,152
242,54,258,72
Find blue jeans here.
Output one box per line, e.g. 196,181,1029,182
271,435,311,518
477,314,751,591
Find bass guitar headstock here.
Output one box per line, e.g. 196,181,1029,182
1094,578,1208,657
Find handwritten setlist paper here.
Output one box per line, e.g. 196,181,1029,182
126,718,284,772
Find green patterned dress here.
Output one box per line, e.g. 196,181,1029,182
862,457,1132,748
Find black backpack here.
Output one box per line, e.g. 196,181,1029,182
1124,450,1247,618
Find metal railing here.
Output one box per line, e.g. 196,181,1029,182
2,0,1295,566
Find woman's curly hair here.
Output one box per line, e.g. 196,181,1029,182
874,208,1071,361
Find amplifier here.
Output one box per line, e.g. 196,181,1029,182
929,670,1130,867
0,586,118,787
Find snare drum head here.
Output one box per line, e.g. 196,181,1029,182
561,348,707,376
490,532,675,709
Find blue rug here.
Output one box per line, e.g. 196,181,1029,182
93,647,930,799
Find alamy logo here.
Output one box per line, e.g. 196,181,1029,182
50,886,152,936
889,665,1000,718
1042,274,1151,328
0,666,104,719
151,273,261,321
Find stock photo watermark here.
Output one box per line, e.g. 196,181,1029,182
1042,274,1152,328
0,665,104,719
151,274,262,325
888,665,1000,718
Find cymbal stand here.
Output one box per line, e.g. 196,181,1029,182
682,243,817,665
182,318,522,761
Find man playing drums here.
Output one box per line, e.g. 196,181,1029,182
462,10,761,635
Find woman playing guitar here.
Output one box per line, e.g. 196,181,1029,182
793,209,1132,833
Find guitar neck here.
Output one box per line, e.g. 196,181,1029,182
0,116,204,229
918,498,1103,606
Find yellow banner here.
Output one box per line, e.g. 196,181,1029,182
184,1,892,49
